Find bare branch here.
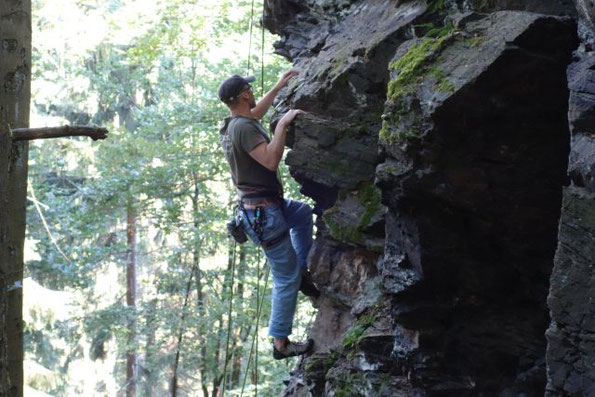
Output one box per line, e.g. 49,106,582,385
11,125,109,141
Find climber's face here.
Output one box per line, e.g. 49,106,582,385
240,84,256,108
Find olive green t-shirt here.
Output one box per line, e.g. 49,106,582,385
219,116,283,198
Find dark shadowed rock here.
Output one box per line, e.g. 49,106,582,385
286,113,379,193
376,10,577,394
482,0,577,15
567,53,595,190
546,187,595,396
545,17,595,394
264,0,585,395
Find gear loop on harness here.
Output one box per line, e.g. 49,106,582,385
238,191,287,249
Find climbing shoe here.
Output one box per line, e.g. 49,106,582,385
272,339,314,360
299,270,320,299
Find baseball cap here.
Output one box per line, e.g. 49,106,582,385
218,75,256,104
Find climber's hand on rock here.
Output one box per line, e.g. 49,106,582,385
279,109,305,126
275,69,298,90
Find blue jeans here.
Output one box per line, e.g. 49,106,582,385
240,199,313,338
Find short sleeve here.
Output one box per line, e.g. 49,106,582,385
237,121,267,153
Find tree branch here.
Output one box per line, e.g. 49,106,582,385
11,125,109,141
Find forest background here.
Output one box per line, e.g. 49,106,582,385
24,0,316,395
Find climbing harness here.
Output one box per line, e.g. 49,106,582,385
237,192,288,249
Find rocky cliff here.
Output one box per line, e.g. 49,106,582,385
546,2,595,395
263,0,594,395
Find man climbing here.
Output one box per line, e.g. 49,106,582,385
218,70,318,359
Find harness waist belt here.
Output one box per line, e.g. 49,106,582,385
262,230,289,250
240,190,281,202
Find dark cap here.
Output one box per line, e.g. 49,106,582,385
218,75,256,104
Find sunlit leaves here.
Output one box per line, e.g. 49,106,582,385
25,0,314,395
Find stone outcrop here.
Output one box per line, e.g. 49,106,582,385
546,2,595,395
263,0,592,395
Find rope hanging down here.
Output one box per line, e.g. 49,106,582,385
240,251,270,397
221,2,268,396
221,241,237,397
28,179,72,263
246,0,266,96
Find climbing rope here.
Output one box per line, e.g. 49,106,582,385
240,251,270,396
28,178,71,264
254,249,261,396
260,4,265,98
247,0,256,75
221,240,237,397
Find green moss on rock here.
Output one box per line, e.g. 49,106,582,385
324,214,366,245
387,29,453,102
331,369,367,397
379,124,421,146
304,352,340,377
323,182,382,245
381,22,456,146
430,67,455,93
341,310,377,348
356,182,382,229
470,0,488,11
427,0,446,13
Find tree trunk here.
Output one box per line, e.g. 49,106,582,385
171,264,194,397
0,1,31,396
189,175,210,397
142,299,158,397
214,241,236,396
211,313,224,397
126,200,137,397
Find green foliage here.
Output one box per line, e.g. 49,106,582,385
26,0,312,395
341,311,377,349
427,0,446,13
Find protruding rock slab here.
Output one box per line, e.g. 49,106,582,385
267,0,427,207
265,0,427,119
376,11,577,394
287,114,379,193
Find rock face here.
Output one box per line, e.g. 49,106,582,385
263,0,592,395
545,3,595,395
